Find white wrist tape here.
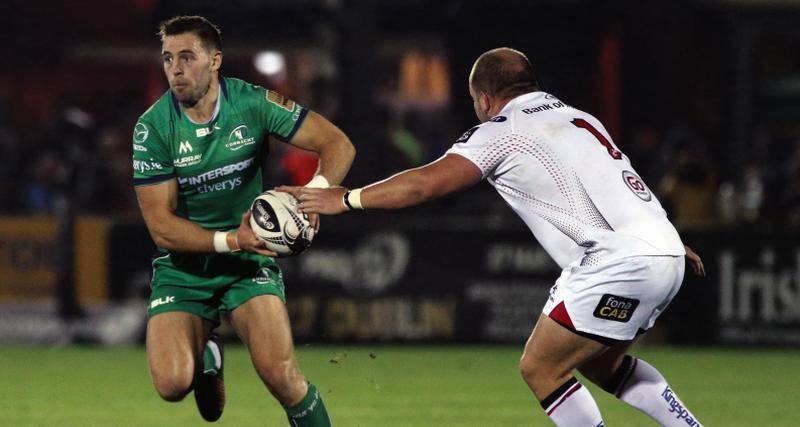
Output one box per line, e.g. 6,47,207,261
348,188,363,209
213,231,231,253
305,175,330,189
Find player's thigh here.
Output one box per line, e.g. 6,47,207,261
230,294,298,369
521,314,607,380
146,311,211,383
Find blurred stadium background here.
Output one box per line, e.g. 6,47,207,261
1,0,800,425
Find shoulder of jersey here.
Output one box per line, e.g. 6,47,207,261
455,114,511,144
138,88,180,125
222,76,252,96
225,77,275,110
133,91,178,144
224,76,267,98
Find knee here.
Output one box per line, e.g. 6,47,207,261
151,370,194,402
520,354,574,394
256,360,305,404
519,357,545,388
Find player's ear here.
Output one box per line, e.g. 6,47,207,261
479,91,491,114
210,51,222,71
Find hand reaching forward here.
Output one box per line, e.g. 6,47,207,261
276,186,350,215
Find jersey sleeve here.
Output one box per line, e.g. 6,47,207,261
132,120,175,186
445,125,499,179
258,89,309,142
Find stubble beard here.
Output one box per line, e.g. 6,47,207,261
176,78,211,108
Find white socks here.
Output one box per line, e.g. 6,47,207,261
609,356,703,427
537,356,702,426
541,377,605,427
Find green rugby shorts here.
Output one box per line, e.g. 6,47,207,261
147,251,286,326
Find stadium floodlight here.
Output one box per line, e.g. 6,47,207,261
254,50,285,76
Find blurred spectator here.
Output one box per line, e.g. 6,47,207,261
94,127,138,215
657,129,719,230
0,128,21,211
739,162,766,224
625,124,672,186
23,150,64,212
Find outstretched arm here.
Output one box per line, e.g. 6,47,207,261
278,153,482,215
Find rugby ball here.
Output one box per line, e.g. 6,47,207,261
249,190,315,256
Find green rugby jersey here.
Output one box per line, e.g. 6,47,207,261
132,76,308,229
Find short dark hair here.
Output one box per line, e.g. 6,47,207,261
470,48,540,99
158,15,222,52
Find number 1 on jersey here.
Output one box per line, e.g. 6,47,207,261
571,118,622,159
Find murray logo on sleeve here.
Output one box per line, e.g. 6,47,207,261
593,294,639,322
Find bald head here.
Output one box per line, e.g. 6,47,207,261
469,48,540,101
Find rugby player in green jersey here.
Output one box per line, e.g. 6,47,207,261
132,16,354,425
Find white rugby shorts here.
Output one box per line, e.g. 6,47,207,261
542,255,685,341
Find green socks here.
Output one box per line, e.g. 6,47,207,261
284,382,331,427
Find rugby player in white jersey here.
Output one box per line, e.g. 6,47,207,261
280,47,706,426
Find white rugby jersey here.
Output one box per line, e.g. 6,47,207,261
447,92,685,268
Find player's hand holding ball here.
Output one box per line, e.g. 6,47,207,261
247,190,315,257
235,210,279,257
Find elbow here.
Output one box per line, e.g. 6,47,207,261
145,216,175,250
150,229,172,250
333,126,355,161
342,138,356,164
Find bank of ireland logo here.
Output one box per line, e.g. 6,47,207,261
226,125,256,151
134,122,149,143
622,170,651,201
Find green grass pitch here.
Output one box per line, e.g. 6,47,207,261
1,345,797,426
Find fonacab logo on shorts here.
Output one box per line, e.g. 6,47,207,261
593,294,639,322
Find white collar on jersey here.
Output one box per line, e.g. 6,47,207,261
500,91,548,114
